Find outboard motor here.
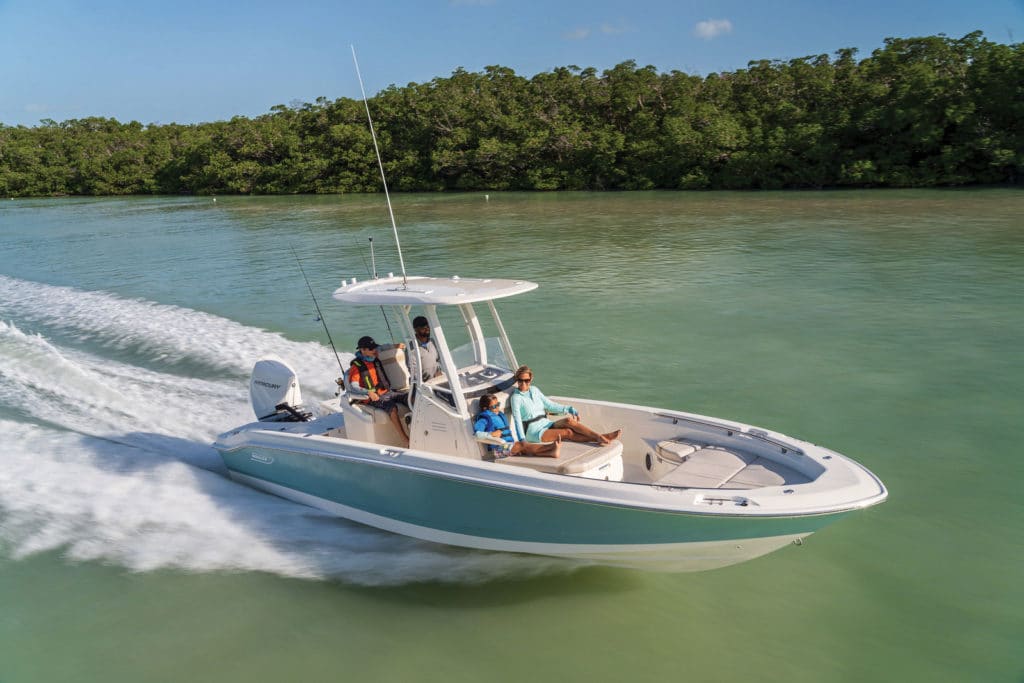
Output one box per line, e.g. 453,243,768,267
250,355,312,422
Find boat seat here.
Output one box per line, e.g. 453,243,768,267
498,440,623,476
472,394,621,477
472,390,515,455
341,396,410,448
378,346,410,393
656,438,702,461
341,346,411,439
719,459,812,488
350,400,410,424
654,442,756,488
653,438,813,489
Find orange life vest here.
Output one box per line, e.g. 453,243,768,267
348,357,387,391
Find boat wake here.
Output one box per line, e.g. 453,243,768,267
0,277,576,585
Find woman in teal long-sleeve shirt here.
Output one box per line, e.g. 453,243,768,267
509,365,622,445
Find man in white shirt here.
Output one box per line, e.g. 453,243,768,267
408,315,441,382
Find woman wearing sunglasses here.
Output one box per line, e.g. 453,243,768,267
509,366,621,447
474,394,560,458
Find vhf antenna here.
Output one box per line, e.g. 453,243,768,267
351,45,408,288
369,236,377,278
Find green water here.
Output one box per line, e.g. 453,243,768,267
0,190,1021,682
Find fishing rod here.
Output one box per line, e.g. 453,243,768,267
366,236,398,341
351,45,408,288
289,245,346,376
346,232,397,343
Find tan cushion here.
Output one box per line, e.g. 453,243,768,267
656,439,701,461
655,446,756,488
378,346,411,392
499,440,623,475
725,458,811,487
353,402,409,424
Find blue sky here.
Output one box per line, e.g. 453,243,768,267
1,0,1021,127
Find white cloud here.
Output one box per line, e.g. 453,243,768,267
564,20,632,41
600,21,632,35
694,18,733,40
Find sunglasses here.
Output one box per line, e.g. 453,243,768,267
516,377,532,384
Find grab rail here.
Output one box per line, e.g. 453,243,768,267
654,412,805,456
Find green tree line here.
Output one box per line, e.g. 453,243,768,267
1,32,1020,196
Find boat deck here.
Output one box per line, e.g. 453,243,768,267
277,417,809,491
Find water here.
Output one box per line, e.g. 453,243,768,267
0,191,1021,682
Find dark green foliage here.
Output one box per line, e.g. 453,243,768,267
1,33,1020,197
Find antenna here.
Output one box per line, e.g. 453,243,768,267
369,237,377,278
351,45,408,287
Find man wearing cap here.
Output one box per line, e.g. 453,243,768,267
345,335,409,444
408,315,441,383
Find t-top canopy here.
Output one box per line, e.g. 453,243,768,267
333,275,538,306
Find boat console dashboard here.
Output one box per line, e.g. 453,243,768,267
429,364,515,404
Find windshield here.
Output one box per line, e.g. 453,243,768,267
449,337,512,371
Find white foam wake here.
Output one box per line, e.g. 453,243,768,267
0,280,574,585
0,274,347,381
0,423,571,585
0,319,245,448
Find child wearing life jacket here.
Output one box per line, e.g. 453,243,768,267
474,394,560,458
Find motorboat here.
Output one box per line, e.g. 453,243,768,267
213,274,887,571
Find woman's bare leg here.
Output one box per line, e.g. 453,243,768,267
552,417,610,444
541,427,589,443
513,440,561,458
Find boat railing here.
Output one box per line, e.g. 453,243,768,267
654,412,805,456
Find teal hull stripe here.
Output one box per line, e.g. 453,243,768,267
222,447,846,545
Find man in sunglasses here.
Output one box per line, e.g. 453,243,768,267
407,315,441,383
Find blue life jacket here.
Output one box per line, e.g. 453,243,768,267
474,410,512,442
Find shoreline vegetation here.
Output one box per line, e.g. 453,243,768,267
1,32,1020,198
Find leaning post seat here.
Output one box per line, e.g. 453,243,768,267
341,396,409,447
377,346,410,393
338,346,411,446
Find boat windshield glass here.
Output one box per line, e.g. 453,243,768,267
427,303,517,402
432,304,514,373
433,306,470,360
449,337,512,370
